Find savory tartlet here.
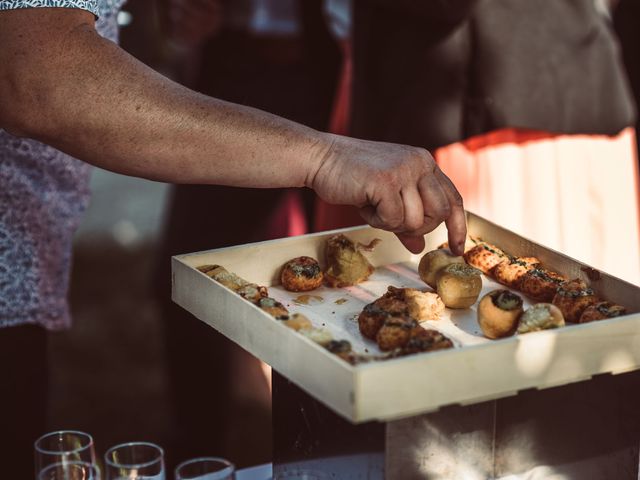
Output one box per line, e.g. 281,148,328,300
477,289,524,339
463,242,508,275
435,263,483,309
517,303,565,334
492,256,540,289
280,256,324,292
552,279,599,323
418,248,466,289
324,234,375,287
578,301,626,323
519,268,566,301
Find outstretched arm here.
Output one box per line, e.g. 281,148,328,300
0,7,466,253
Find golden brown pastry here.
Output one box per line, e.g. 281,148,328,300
197,264,249,291
299,327,333,346
280,256,324,292
578,301,627,323
376,315,418,351
236,283,269,303
282,313,313,331
358,302,390,340
418,248,466,289
324,234,375,287
517,303,565,334
401,327,454,354
492,256,540,289
382,286,444,322
436,263,483,309
257,297,290,320
519,268,566,301
477,289,524,339
552,279,599,323
463,242,508,275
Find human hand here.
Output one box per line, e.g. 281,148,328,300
167,0,223,49
308,134,467,255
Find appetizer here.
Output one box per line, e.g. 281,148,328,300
477,289,524,339
519,268,566,302
197,264,250,292
552,279,599,323
401,328,454,354
257,297,290,320
324,234,375,287
578,301,626,323
418,248,465,289
376,315,419,351
492,256,540,289
282,313,312,331
436,263,483,309
517,303,565,334
280,256,324,292
463,242,508,275
299,327,333,346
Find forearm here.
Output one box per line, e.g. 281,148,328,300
1,10,324,188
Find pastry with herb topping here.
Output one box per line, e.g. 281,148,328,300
552,279,599,323
280,256,324,292
376,315,419,351
419,248,465,289
436,263,483,309
519,268,566,301
578,301,626,323
517,303,565,334
492,256,540,289
257,297,289,320
463,242,508,274
478,289,524,339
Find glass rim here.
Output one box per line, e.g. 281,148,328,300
104,441,165,469
34,430,94,455
175,456,235,474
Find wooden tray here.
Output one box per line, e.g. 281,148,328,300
172,212,640,423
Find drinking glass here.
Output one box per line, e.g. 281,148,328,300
104,442,165,480
175,457,235,480
38,461,100,480
34,431,96,477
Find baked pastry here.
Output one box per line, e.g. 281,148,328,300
280,256,324,292
492,256,540,289
358,302,390,340
418,248,465,289
257,297,289,320
517,303,565,334
299,327,333,346
197,264,250,291
236,283,268,303
401,327,454,354
435,263,483,309
519,268,566,301
282,313,312,331
477,289,524,339
463,242,508,275
324,234,375,287
552,279,599,323
376,315,418,351
578,301,626,323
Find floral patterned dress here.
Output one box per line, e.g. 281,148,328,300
0,0,124,329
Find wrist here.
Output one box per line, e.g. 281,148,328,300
304,131,337,190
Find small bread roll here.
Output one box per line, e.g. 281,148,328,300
435,263,483,309
478,289,524,339
578,301,626,323
519,268,566,301
280,256,324,292
517,303,565,334
418,248,465,289
464,243,508,275
282,313,312,331
552,279,599,323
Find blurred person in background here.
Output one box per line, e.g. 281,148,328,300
0,1,467,476
349,0,640,284
155,0,341,469
614,0,640,171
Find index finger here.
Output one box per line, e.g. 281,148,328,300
436,168,467,255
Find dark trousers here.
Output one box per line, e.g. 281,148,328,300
0,324,48,477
